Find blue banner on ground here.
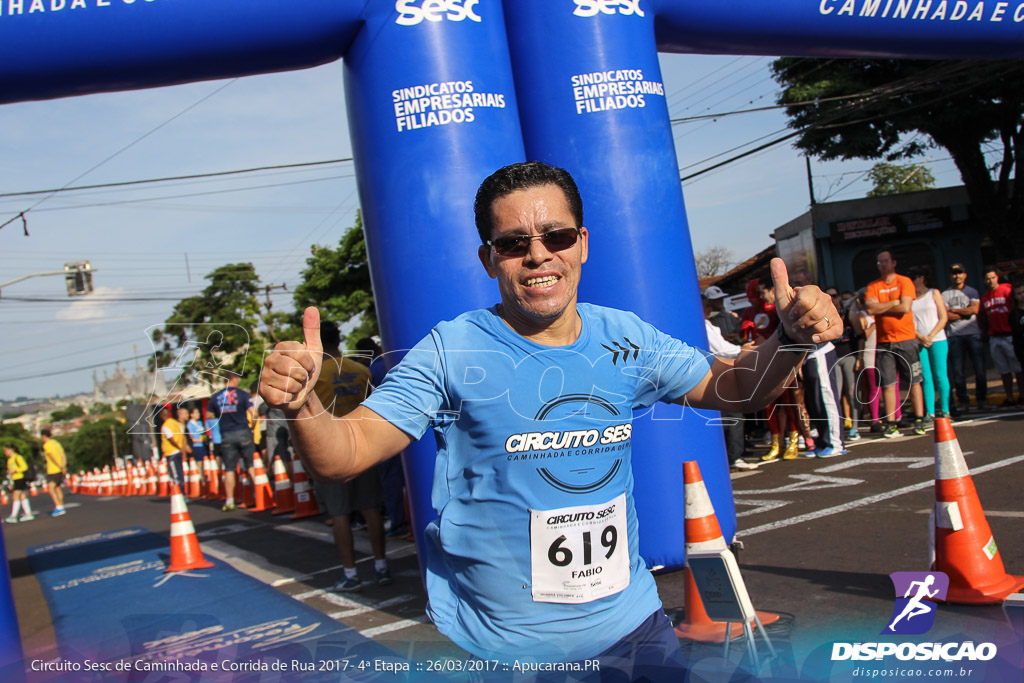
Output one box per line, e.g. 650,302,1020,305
27,527,442,682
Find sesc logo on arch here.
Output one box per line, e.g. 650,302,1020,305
573,0,645,18
395,0,482,26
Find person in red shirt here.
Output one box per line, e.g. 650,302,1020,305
864,248,925,437
979,267,1022,407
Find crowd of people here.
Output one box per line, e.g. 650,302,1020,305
705,249,1024,471
149,332,407,594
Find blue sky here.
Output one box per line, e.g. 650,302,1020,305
0,54,968,402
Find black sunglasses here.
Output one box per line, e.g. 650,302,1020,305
486,227,581,257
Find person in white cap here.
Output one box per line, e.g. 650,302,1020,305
703,284,742,344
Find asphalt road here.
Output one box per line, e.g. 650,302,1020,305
4,411,1023,678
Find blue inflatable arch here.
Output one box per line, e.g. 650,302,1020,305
2,1,1022,665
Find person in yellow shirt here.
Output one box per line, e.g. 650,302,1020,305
159,406,190,490
41,429,68,517
4,444,35,523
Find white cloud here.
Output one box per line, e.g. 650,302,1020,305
55,286,127,321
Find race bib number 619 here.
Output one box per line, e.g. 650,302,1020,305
529,493,630,604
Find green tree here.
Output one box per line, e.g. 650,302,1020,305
68,417,130,472
90,402,112,415
50,404,85,422
771,59,1024,253
152,262,272,389
0,423,38,476
866,162,936,197
291,212,379,348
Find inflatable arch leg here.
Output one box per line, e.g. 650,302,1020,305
342,3,526,554
502,4,735,568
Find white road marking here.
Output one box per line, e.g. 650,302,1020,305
736,473,864,495
202,540,297,585
815,456,932,473
734,498,793,518
738,454,1024,537
358,616,431,638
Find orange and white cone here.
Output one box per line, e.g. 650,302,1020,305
188,458,203,499
165,483,215,573
29,481,38,497
674,460,779,642
147,462,158,496
290,456,321,520
1,489,8,506
249,454,276,512
932,417,1024,604
157,459,170,498
272,455,295,515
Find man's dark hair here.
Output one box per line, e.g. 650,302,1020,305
875,247,895,260
319,320,341,351
474,161,583,243
355,337,382,356
40,429,52,438
983,265,1001,280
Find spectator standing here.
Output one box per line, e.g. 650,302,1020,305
313,322,390,592
865,248,926,437
186,408,208,461
40,429,68,517
207,372,255,511
703,285,742,344
827,287,861,441
159,406,189,488
852,290,883,433
909,267,951,420
1009,280,1024,372
941,263,986,415
791,269,845,457
358,336,409,537
979,267,1023,406
703,300,758,471
4,445,35,522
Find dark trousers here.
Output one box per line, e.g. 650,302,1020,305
378,455,407,531
804,349,843,450
947,334,986,406
721,411,745,464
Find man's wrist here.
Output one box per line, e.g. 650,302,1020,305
776,324,814,352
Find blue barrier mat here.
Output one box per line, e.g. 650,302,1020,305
27,527,445,682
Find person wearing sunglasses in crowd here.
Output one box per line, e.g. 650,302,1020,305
259,162,841,677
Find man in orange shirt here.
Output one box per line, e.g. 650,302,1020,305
865,248,925,438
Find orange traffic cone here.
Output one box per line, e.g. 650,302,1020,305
29,481,38,497
165,483,215,573
1,489,8,506
203,456,216,500
932,418,1024,604
675,460,779,642
147,462,158,496
188,458,203,499
249,454,276,512
157,459,170,497
272,455,295,515
290,456,321,520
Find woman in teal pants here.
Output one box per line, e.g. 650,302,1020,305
910,267,951,417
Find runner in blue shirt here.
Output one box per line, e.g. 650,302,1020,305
259,162,841,675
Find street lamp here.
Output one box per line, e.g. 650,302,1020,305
0,260,96,298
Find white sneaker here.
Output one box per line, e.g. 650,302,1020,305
731,459,759,471
19,514,35,522
3,516,17,524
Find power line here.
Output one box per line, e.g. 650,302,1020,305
0,158,353,199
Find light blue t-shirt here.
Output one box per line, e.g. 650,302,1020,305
363,304,711,661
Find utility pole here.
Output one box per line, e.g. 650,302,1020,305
263,283,288,344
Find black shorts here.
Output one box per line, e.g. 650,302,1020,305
315,467,384,517
12,479,28,491
877,339,923,388
47,473,65,487
220,430,255,472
